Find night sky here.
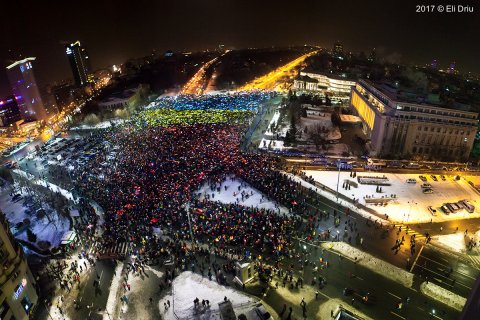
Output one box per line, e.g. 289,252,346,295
1,0,479,96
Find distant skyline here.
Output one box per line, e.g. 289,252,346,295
1,0,479,96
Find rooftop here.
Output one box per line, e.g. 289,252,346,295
362,79,474,112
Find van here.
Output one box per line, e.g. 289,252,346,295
406,178,416,184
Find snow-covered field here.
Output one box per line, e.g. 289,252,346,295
304,170,480,223
13,169,77,203
197,176,290,215
432,229,480,255
0,185,70,249
322,242,414,288
159,271,256,320
284,172,388,223
420,281,467,311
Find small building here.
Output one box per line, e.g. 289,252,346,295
98,84,148,110
234,261,255,286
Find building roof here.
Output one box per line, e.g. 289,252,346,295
362,79,474,112
295,75,318,83
6,57,36,70
100,88,137,103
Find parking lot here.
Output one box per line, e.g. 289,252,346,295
17,134,114,179
304,170,480,223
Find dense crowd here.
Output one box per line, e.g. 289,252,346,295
72,120,304,258
132,109,254,127
146,91,275,112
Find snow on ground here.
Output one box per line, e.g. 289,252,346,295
432,229,480,255
317,298,374,320
259,109,291,151
432,233,468,253
420,281,467,311
70,119,125,130
322,242,414,288
13,169,77,203
197,176,290,215
104,262,124,320
116,265,165,320
0,186,70,249
159,271,256,320
303,170,480,223
284,172,388,223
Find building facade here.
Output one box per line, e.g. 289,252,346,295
66,41,93,87
293,72,356,103
0,212,38,320
6,58,47,121
351,79,478,161
0,97,22,127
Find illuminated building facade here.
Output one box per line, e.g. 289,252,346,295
0,97,22,127
293,72,356,103
66,41,93,87
6,58,47,121
0,212,38,320
351,79,478,160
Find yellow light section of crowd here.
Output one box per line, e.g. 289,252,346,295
351,91,375,130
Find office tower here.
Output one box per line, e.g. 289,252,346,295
6,57,47,121
333,41,343,58
65,41,93,87
0,96,22,127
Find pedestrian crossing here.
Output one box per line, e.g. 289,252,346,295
393,224,428,241
88,240,131,258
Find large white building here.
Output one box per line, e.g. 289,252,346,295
293,72,356,103
351,79,479,161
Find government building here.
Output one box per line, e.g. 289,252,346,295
0,212,38,320
351,79,479,161
293,71,356,103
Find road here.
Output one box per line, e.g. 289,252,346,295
260,235,460,320
289,179,480,300
74,259,115,320
239,51,319,91
181,52,229,95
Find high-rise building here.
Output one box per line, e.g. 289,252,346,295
448,61,456,74
6,57,47,121
333,41,343,58
0,212,38,320
430,59,439,70
0,96,22,127
65,41,93,87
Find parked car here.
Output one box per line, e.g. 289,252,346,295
430,175,438,181
406,178,417,184
421,183,432,189
254,303,272,320
419,175,427,182
441,205,451,214
423,188,434,194
427,206,437,216
441,175,446,181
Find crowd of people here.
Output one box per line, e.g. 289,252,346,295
146,91,275,112
72,119,306,260
132,109,253,127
